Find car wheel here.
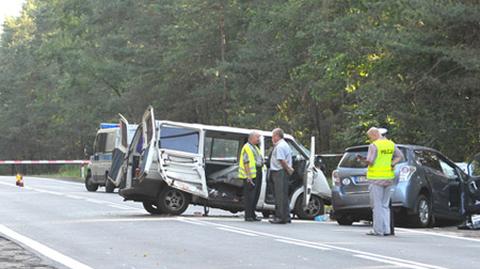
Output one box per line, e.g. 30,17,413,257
85,172,98,192
410,194,432,228
336,215,354,226
158,187,191,215
105,177,115,193
294,194,325,220
142,201,163,215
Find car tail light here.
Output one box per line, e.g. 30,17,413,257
399,166,416,182
332,170,340,186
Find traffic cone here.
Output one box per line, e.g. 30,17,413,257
16,173,24,187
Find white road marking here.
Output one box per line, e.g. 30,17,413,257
176,218,207,226
396,228,480,243
197,220,448,269
216,227,258,237
0,224,93,269
275,239,330,250
354,255,428,269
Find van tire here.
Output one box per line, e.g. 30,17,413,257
336,215,354,226
105,178,115,193
409,194,432,228
85,172,98,192
158,187,190,215
142,201,163,215
294,194,325,220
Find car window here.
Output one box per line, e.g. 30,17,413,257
159,125,199,154
415,150,442,172
439,159,458,179
339,150,368,168
205,137,240,162
286,139,305,160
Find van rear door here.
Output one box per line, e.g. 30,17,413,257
303,137,315,208
139,106,156,177
108,114,130,186
157,122,208,198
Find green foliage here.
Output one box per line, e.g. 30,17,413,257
0,0,479,161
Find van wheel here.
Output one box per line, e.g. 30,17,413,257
295,194,325,220
142,201,163,215
336,215,354,226
158,187,190,215
105,178,115,193
409,194,432,228
85,173,98,192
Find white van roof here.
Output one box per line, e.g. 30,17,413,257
155,120,295,140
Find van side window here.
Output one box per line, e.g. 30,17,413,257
205,138,239,163
159,126,199,154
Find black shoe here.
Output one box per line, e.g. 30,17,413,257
269,218,287,224
245,218,255,222
253,217,261,221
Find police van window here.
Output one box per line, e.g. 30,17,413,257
105,133,116,153
286,139,304,160
94,133,107,153
159,126,199,154
121,123,128,147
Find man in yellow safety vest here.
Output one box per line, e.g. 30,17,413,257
358,127,404,236
239,131,264,221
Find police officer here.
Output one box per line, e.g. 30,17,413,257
239,131,264,221
358,127,403,236
269,128,294,224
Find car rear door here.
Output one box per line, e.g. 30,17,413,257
108,114,130,186
157,122,208,198
138,106,157,177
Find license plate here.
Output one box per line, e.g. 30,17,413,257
354,176,367,183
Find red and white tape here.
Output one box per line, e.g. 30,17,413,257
0,160,90,165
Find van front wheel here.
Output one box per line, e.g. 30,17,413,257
85,173,98,192
158,187,191,215
294,194,325,220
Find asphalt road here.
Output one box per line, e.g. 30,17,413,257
1,176,480,269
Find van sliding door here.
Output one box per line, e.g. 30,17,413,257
157,123,208,198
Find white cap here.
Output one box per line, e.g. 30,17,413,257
378,128,388,135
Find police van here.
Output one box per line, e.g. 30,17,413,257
85,121,137,192
112,106,331,219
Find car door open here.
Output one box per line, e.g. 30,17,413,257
109,114,130,186
303,137,315,208
157,122,208,198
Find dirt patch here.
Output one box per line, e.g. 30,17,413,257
0,236,56,269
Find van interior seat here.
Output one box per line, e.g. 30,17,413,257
207,165,243,188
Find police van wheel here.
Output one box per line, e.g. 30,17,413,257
105,178,115,193
85,173,98,192
142,201,163,215
295,194,324,220
158,187,191,215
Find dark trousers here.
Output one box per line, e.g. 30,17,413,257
244,169,263,219
271,169,291,222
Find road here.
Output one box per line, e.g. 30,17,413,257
1,176,479,269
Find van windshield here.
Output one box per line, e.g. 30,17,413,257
159,125,199,154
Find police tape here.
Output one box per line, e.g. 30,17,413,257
0,160,90,165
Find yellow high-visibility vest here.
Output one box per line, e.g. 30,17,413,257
239,143,261,179
367,139,395,180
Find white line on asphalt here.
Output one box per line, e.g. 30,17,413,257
396,228,480,243
275,239,330,250
176,218,207,226
216,227,258,237
354,255,428,269
0,224,93,269
197,220,447,269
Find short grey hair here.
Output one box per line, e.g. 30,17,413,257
367,127,380,136
272,128,284,138
249,130,261,139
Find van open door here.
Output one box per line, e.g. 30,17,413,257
303,137,315,208
157,122,208,198
108,114,130,186
139,106,156,177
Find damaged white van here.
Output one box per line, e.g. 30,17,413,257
116,106,331,219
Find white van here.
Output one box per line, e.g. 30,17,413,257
116,107,331,219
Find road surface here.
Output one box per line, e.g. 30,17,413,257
1,176,479,269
